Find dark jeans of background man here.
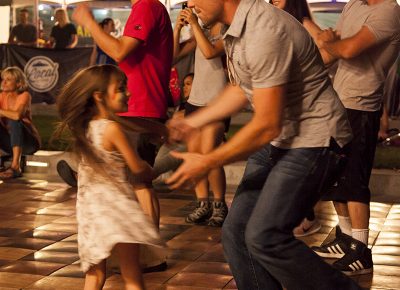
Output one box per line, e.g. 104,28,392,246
222,144,361,290
0,120,40,155
122,116,167,166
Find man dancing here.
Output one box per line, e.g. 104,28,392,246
166,0,361,289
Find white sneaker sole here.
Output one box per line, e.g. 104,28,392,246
315,251,345,259
294,222,322,237
343,267,373,276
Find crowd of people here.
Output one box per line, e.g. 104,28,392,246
8,8,78,49
1,0,400,289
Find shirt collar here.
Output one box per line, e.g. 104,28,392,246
222,0,256,39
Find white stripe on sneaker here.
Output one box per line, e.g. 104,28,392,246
349,264,357,271
355,260,364,269
352,262,360,271
336,245,345,254
328,247,336,254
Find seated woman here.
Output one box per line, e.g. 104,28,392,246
0,67,41,178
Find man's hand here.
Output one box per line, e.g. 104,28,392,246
72,4,96,28
317,28,339,47
167,118,198,144
166,151,211,189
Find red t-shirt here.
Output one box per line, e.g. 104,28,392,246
119,0,173,119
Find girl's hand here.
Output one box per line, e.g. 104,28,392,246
180,8,198,26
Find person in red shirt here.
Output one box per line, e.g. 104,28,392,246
73,0,173,165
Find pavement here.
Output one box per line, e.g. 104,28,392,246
0,171,400,289
0,105,397,289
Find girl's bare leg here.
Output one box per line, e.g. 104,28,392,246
115,243,145,290
135,187,160,228
84,260,106,290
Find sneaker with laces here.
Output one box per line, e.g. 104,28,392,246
207,201,228,227
311,226,352,258
332,239,373,276
185,201,211,224
293,218,322,237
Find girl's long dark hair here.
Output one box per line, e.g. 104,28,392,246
54,65,154,169
270,0,312,24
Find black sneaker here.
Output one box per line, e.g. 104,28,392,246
185,201,211,224
57,160,78,187
208,201,228,227
311,226,352,258
333,239,373,276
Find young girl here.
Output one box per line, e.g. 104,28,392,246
0,66,40,178
56,65,163,290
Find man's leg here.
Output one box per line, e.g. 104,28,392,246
222,145,282,290
315,109,380,275
244,146,361,290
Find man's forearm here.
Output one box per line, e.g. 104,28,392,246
320,47,338,65
185,85,249,129
86,20,125,62
0,109,21,120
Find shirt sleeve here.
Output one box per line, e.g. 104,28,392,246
123,1,156,43
50,26,55,38
245,25,293,89
364,7,399,43
69,23,77,35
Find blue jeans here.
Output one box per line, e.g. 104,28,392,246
0,120,39,155
153,143,186,177
222,144,361,290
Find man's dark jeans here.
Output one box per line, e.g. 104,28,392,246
0,120,39,155
222,144,361,290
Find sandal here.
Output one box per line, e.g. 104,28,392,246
0,167,23,179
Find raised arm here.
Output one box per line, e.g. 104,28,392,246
73,4,142,62
173,10,196,64
181,9,225,59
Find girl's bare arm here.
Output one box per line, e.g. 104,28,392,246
103,122,155,183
